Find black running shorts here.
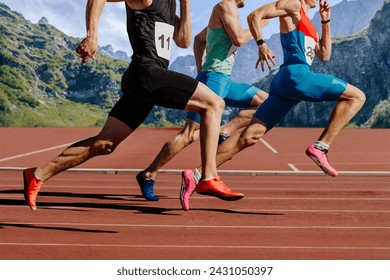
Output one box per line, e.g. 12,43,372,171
109,63,198,131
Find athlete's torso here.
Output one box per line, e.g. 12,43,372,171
126,0,176,68
201,26,238,75
280,7,318,66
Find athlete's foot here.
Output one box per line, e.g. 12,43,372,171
23,168,43,210
306,144,338,177
136,171,159,201
218,134,230,145
196,176,244,201
180,170,197,211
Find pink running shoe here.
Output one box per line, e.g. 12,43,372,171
306,144,338,177
180,170,197,211
23,168,44,210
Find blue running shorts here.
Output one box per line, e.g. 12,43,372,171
187,71,259,123
254,64,348,130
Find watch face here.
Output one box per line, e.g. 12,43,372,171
257,39,265,46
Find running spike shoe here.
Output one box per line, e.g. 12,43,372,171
180,170,197,211
196,176,244,200
306,144,338,177
136,171,159,201
23,168,43,211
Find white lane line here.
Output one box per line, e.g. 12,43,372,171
2,167,390,176
1,205,390,213
1,222,389,230
0,142,75,163
288,163,300,172
260,139,278,154
1,242,389,250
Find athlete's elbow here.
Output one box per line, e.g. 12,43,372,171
233,38,245,47
321,53,331,62
177,39,191,48
247,12,262,29
247,13,256,26
175,34,192,48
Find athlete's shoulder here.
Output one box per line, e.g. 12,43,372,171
276,0,300,13
125,0,153,10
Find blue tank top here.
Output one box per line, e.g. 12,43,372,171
280,7,318,66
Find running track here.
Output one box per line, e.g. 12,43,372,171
0,127,389,260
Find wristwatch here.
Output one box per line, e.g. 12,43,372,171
256,39,265,46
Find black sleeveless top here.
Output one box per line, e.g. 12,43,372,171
126,0,176,69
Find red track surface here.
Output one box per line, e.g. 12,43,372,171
0,127,389,260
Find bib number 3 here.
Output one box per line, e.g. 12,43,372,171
155,22,174,61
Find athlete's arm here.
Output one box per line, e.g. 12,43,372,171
315,0,332,62
173,0,192,48
193,27,207,73
219,1,251,46
76,0,124,64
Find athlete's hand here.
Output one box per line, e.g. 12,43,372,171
75,36,98,64
319,0,331,22
256,44,276,72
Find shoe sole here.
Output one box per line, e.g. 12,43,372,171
306,153,337,177
179,173,186,210
197,191,244,201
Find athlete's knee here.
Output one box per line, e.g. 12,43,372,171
92,138,117,155
354,89,366,106
208,94,225,113
180,130,199,146
238,125,265,148
340,86,366,107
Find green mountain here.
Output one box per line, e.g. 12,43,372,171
0,3,128,126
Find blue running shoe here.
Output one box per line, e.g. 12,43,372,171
136,171,159,201
218,134,230,145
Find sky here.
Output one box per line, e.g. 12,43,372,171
1,0,344,60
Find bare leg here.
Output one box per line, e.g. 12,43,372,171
143,119,200,180
184,82,224,179
197,118,268,174
35,117,132,182
220,90,268,137
317,84,365,145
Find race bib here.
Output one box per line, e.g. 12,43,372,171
155,22,174,61
304,36,316,65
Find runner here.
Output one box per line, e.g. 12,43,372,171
180,0,366,210
23,0,230,211
136,0,269,208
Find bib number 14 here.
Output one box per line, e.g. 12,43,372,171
155,22,174,61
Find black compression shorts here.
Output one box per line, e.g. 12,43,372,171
109,63,198,131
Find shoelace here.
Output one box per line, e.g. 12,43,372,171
215,178,232,192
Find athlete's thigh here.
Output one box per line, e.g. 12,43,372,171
108,93,154,132
298,72,348,101
224,81,260,108
187,71,229,123
185,81,223,113
145,66,198,109
253,94,299,130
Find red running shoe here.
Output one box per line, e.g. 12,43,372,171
306,144,338,177
196,176,244,201
23,168,43,210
